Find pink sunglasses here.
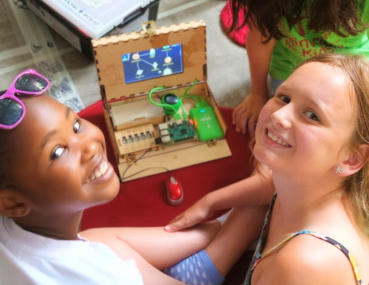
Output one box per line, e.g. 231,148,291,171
0,69,50,130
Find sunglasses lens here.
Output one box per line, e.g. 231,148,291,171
0,98,23,126
15,74,48,92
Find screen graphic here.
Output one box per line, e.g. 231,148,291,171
122,44,183,84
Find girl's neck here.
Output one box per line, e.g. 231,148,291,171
272,171,345,219
13,211,83,240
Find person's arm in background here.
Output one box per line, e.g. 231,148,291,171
165,164,274,232
232,21,276,137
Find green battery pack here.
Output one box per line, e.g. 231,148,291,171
190,106,224,142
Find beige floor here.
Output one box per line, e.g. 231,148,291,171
0,0,251,110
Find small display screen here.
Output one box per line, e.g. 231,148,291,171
122,44,184,84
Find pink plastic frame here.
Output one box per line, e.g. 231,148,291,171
0,69,50,130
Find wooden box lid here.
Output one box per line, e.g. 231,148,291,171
92,20,207,102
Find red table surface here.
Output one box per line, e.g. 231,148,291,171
79,100,254,283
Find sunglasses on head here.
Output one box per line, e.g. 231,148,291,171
0,69,50,130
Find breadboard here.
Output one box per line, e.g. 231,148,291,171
115,124,155,155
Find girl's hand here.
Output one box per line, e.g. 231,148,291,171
164,197,213,232
232,92,268,137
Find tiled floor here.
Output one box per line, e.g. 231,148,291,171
0,0,251,110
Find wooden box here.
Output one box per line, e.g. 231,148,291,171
92,20,231,181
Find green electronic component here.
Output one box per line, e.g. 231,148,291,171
160,93,181,115
190,106,224,142
165,120,196,144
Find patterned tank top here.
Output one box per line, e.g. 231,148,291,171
243,194,362,285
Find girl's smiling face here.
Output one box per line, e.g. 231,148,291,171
254,62,357,176
7,95,120,215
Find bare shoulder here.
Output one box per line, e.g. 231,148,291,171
256,234,358,285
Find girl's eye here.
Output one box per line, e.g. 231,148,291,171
278,95,290,103
73,119,80,133
51,147,65,160
306,111,319,122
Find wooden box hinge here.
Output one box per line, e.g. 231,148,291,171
207,139,218,147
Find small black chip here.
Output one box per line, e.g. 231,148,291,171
181,129,187,134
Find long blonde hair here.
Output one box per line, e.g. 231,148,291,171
300,54,369,236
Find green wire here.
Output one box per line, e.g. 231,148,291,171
181,79,199,107
149,86,182,120
149,86,178,114
148,79,208,121
180,79,208,108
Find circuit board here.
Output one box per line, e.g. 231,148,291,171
158,120,196,144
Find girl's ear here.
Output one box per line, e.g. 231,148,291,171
341,144,369,176
0,190,29,217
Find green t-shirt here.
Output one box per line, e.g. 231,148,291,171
270,2,369,80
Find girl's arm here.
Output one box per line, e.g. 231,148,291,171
165,166,274,232
232,21,276,137
81,220,221,270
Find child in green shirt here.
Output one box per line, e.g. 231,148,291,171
230,0,369,137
